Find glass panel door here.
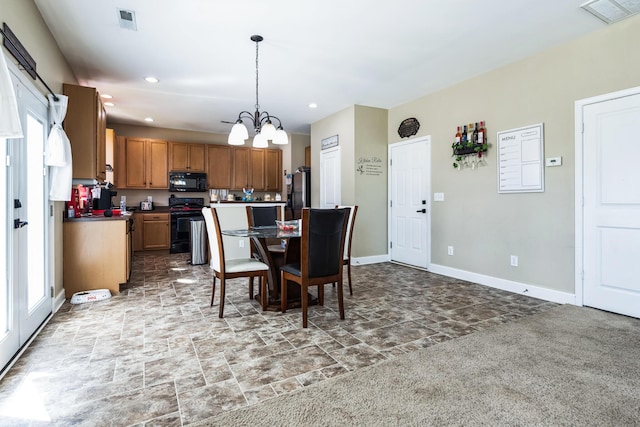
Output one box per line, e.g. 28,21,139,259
1,66,51,372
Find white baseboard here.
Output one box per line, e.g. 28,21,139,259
53,289,66,313
428,264,577,305
352,254,390,266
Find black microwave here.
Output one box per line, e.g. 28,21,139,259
169,172,207,192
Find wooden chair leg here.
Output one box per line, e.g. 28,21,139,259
347,261,353,296
210,276,217,307
318,284,324,306
280,271,287,313
249,277,254,299
302,283,308,328
260,274,267,311
337,280,345,320
218,278,226,318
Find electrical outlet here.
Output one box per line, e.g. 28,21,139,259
448,246,454,256
239,240,245,248
510,255,518,267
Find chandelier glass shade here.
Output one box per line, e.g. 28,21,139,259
227,35,288,147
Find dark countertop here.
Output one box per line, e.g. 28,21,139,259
64,213,132,222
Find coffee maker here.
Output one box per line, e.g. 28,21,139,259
93,187,117,210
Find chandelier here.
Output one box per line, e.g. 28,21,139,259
227,35,288,147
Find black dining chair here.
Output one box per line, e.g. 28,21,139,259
335,205,358,295
245,205,284,255
202,207,269,317
280,207,349,328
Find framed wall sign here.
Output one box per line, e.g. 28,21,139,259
497,123,544,193
321,134,339,150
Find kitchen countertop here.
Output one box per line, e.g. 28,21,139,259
64,213,133,222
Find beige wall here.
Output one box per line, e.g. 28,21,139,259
311,105,388,258
2,0,77,300
388,15,640,294
353,106,388,258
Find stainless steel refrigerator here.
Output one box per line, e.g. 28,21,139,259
290,170,310,219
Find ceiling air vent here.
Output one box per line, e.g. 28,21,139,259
580,0,640,24
118,9,137,31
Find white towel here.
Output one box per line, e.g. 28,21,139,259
45,94,73,201
0,51,22,138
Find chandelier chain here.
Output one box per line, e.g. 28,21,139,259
255,39,260,111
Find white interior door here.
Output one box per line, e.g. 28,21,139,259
389,137,430,268
580,89,640,318
1,67,51,371
320,147,340,208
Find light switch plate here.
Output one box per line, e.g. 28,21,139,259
545,156,562,167
434,192,445,201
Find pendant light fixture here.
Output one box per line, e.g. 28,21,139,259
228,35,288,147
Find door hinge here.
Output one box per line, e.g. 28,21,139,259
581,122,584,134
389,159,392,166
50,286,54,297
389,241,392,249
6,155,11,167
390,200,392,208
50,205,54,217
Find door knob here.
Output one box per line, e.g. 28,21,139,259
416,209,426,213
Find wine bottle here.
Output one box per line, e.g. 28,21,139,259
467,123,474,144
455,126,462,143
461,125,468,143
473,122,479,144
478,121,485,144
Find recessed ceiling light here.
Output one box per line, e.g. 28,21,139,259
144,117,154,122
104,102,115,107
101,94,113,99
308,103,318,109
145,76,159,83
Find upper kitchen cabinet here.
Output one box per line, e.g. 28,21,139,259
124,138,168,189
63,83,107,181
265,149,282,192
231,147,282,191
207,145,231,189
168,141,206,172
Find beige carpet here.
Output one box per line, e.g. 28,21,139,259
194,305,640,426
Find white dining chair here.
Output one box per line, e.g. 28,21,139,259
202,207,269,317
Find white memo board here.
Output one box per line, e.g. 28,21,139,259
497,123,544,193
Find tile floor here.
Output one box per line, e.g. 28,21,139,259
0,253,556,426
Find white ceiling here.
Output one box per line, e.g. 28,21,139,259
34,0,605,137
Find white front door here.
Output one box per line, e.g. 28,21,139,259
320,147,341,208
1,67,51,371
389,137,430,268
578,88,640,318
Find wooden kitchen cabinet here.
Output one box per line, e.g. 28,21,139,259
231,147,282,191
250,149,266,190
132,212,144,252
63,219,130,298
142,212,170,250
169,141,206,172
63,83,107,181
124,138,168,189
207,144,231,189
231,147,251,190
265,149,282,191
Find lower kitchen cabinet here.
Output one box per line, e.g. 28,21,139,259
142,212,170,250
63,218,132,298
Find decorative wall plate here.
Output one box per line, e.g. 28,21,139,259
398,117,420,138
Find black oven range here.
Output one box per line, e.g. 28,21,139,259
169,196,205,254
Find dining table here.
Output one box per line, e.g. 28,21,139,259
221,226,316,310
